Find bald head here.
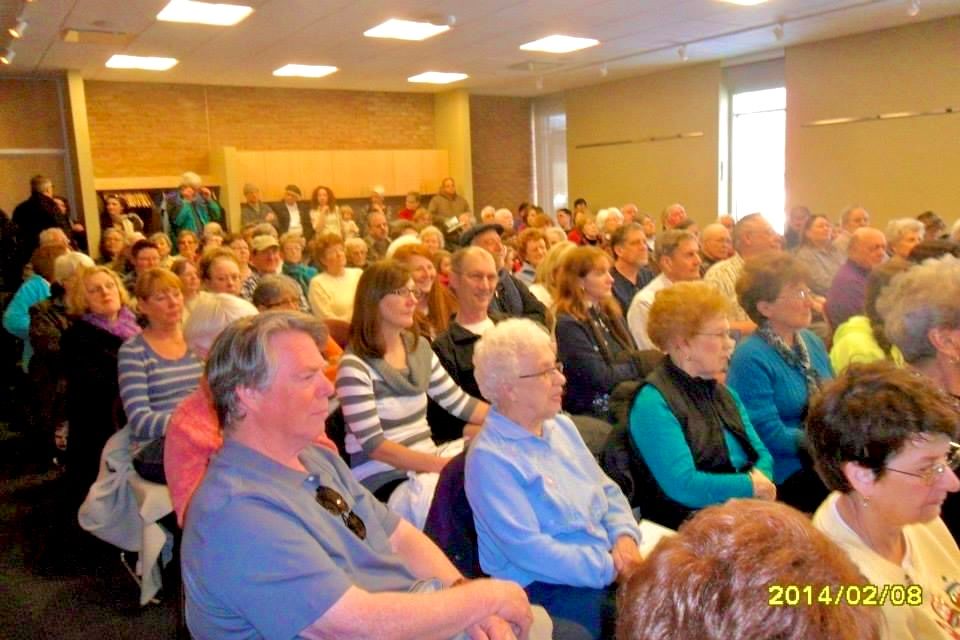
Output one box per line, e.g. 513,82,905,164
733,213,781,258
700,223,732,261
847,227,887,269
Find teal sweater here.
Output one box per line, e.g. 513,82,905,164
629,384,773,508
726,330,833,484
2,274,51,371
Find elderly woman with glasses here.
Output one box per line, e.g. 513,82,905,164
808,362,960,640
627,282,775,529
726,252,833,512
467,317,642,640
335,260,487,528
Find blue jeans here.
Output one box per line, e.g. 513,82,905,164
525,581,617,640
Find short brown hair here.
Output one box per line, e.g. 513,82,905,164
199,247,240,281
647,281,731,351
311,232,344,265
617,500,881,640
515,228,546,262
134,267,183,300
348,260,418,359
736,252,811,325
806,361,959,493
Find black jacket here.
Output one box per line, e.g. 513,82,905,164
270,200,313,239
489,269,546,326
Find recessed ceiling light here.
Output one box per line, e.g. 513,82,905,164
273,64,338,78
408,71,468,84
364,18,450,41
105,54,178,71
157,0,253,26
718,0,769,5
519,35,599,54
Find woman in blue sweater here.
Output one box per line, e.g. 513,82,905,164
727,252,833,512
629,281,775,529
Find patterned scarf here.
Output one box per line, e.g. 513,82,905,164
756,322,822,397
82,306,141,341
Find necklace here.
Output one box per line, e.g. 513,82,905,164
842,494,903,564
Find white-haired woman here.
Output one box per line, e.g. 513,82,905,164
28,251,95,461
466,317,642,639
885,218,925,260
164,293,259,524
419,225,445,255
877,255,960,540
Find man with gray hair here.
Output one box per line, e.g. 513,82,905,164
480,205,497,224
182,311,547,640
12,174,66,276
627,230,702,350
660,202,688,231
825,226,887,328
699,222,733,274
832,205,870,255
240,183,277,228
704,213,782,335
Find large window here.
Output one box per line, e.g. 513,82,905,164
532,96,568,212
730,87,786,231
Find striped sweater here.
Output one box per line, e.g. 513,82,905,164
118,333,204,445
335,336,479,491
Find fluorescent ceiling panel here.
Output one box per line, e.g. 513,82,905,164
717,0,769,5
157,0,253,26
363,18,450,41
408,71,468,84
519,35,599,54
273,64,338,78
106,54,178,70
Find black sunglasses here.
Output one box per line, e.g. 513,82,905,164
315,486,367,540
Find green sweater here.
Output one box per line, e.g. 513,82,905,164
829,315,904,374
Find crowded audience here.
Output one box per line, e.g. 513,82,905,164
5,168,960,639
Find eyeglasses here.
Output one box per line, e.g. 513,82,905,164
262,297,300,310
885,442,960,486
518,361,564,380
86,281,118,296
388,287,420,300
315,486,367,540
777,287,813,302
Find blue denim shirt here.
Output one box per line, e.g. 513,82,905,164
466,409,641,589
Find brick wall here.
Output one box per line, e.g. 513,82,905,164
469,95,533,213
85,81,435,178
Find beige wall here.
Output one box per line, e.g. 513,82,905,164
470,95,533,212
786,17,960,227
84,81,436,181
566,63,723,224
0,78,68,215
434,90,474,211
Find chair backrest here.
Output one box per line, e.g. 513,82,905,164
423,451,485,578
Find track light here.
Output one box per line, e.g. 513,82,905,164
678,45,688,61
8,19,27,39
773,22,784,41
0,48,14,64
907,0,920,16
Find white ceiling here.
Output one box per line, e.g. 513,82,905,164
1,0,958,96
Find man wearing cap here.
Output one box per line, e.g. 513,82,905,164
461,223,547,326
270,185,310,235
243,234,310,313
241,183,277,228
